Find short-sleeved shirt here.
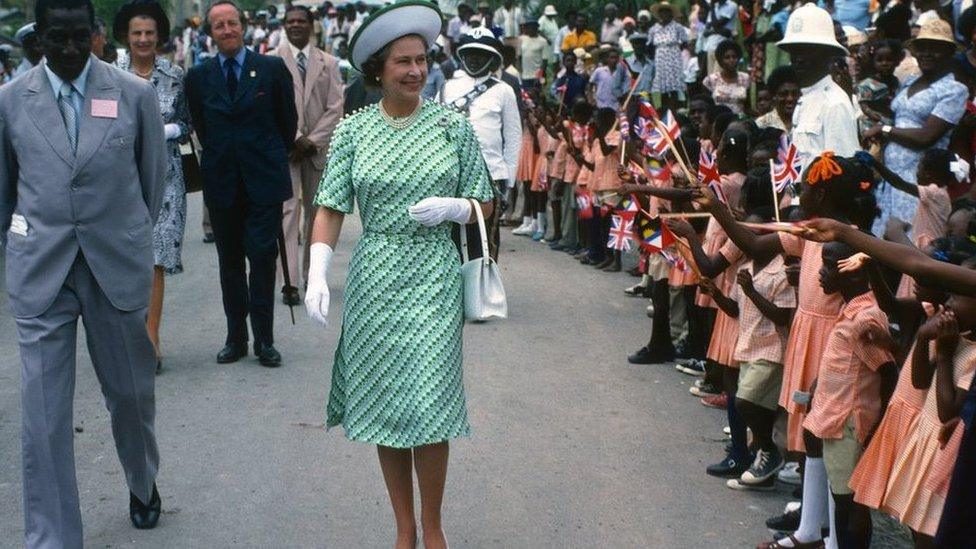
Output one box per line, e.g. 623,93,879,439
590,132,621,192
561,30,597,52
520,35,553,79
730,255,797,364
777,234,844,316
703,71,751,115
590,66,618,109
804,292,895,442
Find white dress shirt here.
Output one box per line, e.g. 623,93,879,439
287,40,312,63
441,72,522,186
791,75,859,170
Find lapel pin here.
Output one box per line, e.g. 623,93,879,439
250,70,256,78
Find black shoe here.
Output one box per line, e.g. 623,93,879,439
255,342,282,367
766,505,802,532
217,343,247,364
627,346,675,365
129,484,161,530
602,262,621,272
593,256,613,269
155,358,162,375
282,286,301,306
706,453,749,478
203,232,215,243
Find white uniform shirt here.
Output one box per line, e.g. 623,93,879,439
791,75,859,170
441,72,522,186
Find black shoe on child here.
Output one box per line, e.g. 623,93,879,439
766,505,802,532
627,346,675,365
706,453,749,478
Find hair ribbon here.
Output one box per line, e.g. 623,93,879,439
807,151,842,185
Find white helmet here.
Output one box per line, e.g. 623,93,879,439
778,4,847,54
455,27,503,77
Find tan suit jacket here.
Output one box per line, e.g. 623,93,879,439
271,42,344,170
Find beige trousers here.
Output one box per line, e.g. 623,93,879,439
277,159,324,289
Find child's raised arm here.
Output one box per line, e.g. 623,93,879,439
737,269,794,327
666,218,731,278
700,278,738,318
695,186,785,257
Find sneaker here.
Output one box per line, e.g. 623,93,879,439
727,477,776,492
701,393,728,409
765,503,802,532
531,230,545,241
706,453,749,478
624,283,648,296
722,425,731,436
690,380,721,397
741,449,785,485
627,346,674,365
646,304,655,318
676,359,706,376
777,461,802,485
512,219,536,236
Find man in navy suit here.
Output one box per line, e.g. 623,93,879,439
186,0,297,367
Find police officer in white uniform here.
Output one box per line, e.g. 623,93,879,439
441,27,521,261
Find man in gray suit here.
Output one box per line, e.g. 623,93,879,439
0,0,168,545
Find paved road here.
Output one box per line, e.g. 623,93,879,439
1,194,818,548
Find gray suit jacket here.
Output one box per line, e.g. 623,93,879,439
0,57,167,318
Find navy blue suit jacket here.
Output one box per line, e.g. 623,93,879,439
186,49,298,209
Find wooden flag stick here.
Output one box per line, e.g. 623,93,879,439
658,211,712,219
769,159,782,223
651,117,697,184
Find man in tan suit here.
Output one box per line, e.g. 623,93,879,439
272,5,343,304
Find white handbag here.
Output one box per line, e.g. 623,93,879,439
459,198,508,321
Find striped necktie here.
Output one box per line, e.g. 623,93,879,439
58,82,78,154
296,51,307,83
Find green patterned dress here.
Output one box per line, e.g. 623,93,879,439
314,101,494,448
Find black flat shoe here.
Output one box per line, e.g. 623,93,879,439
202,232,215,243
627,346,675,365
282,286,301,306
217,343,247,364
255,343,282,368
130,483,161,530
602,262,622,272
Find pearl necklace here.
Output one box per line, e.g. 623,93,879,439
379,98,423,130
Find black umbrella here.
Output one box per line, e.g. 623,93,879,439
278,231,297,325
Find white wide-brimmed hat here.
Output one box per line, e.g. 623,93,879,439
543,4,558,16
778,3,847,54
348,0,443,71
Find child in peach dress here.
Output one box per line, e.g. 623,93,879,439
882,302,976,540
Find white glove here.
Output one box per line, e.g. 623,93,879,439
407,197,472,227
304,242,333,326
163,123,181,140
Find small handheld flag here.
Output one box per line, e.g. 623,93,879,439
698,146,724,203
608,215,637,251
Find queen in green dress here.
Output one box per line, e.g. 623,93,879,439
302,3,494,548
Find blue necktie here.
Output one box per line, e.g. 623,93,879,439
58,82,78,154
225,58,238,97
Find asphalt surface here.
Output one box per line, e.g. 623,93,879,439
0,193,911,548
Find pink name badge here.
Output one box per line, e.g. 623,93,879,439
91,99,118,119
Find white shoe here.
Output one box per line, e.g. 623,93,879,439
512,218,536,236
777,461,802,485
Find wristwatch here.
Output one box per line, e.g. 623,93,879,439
881,124,893,135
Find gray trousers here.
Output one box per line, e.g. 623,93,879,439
557,182,578,248
17,253,158,549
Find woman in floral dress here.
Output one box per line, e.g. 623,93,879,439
114,0,190,372
649,1,690,110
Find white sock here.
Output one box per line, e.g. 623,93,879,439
791,457,828,544
825,487,838,549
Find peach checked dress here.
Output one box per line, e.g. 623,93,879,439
896,184,950,298
777,234,844,452
882,336,976,536
706,240,744,368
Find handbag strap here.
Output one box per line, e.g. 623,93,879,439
459,198,489,265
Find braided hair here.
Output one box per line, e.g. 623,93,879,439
801,152,879,231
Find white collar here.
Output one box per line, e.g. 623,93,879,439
801,75,834,95
287,40,312,60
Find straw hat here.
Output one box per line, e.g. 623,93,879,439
650,1,675,17
911,19,957,47
778,3,847,54
348,0,442,71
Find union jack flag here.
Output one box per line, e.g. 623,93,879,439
772,134,803,193
608,215,637,251
661,110,681,141
638,97,658,120
618,112,630,141
698,146,725,203
660,248,689,272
